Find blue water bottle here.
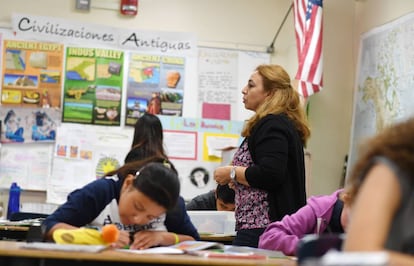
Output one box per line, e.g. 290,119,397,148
7,182,21,220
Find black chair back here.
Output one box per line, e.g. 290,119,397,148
9,212,49,221
296,233,345,265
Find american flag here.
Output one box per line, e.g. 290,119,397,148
294,0,323,98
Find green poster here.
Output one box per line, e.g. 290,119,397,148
62,47,124,125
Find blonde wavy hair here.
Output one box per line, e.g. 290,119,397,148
241,64,311,145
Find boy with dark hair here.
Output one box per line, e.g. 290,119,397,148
186,184,235,211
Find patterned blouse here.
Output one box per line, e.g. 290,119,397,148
232,139,271,230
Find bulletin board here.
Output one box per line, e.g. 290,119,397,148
0,15,270,203
197,47,270,121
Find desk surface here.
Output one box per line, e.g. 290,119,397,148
0,241,296,266
199,233,235,243
0,225,30,242
0,225,30,231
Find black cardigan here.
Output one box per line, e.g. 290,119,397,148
245,114,306,222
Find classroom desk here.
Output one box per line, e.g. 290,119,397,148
0,240,296,266
0,218,44,242
0,225,29,241
199,234,235,245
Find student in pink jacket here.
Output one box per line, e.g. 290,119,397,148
258,189,348,255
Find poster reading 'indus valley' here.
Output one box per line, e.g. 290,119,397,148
62,46,124,126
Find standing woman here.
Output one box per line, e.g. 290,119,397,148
214,64,310,247
125,112,167,163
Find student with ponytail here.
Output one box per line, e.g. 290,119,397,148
42,156,199,250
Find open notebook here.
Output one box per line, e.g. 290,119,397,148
118,240,223,255
118,240,286,259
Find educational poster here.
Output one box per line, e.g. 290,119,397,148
163,130,197,160
0,107,61,143
0,142,54,190
348,12,414,172
198,47,270,121
156,116,245,200
1,40,64,108
202,133,240,162
125,53,185,126
62,47,124,126
49,124,132,204
198,48,238,120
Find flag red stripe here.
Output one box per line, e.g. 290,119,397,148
299,9,322,85
294,0,323,97
297,5,321,80
305,6,323,84
294,0,306,54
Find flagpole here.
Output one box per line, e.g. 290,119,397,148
266,3,294,53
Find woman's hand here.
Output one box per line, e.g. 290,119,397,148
214,166,232,185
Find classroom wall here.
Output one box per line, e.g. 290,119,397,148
0,0,298,206
309,0,414,195
305,0,354,195
346,0,414,189
1,0,413,207
354,0,414,59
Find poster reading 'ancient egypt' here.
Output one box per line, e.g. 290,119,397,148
125,53,185,126
1,40,64,108
62,46,124,126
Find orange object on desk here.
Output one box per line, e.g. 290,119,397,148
101,224,119,244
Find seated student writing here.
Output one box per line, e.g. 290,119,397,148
258,189,349,255
186,184,235,211
343,117,414,265
42,156,199,250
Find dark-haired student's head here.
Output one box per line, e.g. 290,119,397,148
215,184,235,211
109,157,180,225
125,113,166,163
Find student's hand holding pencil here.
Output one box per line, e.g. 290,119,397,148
111,229,130,249
129,230,167,250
